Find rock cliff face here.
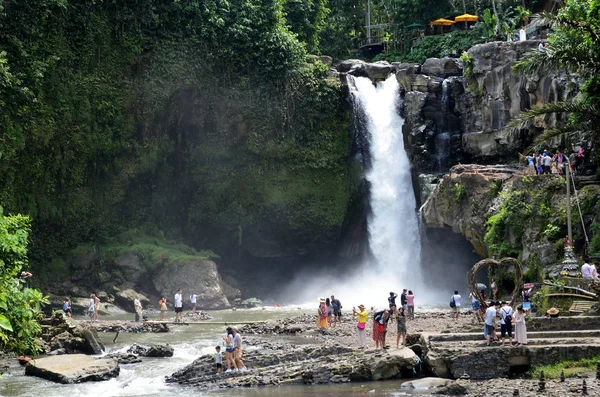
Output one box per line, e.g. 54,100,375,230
421,164,600,266
337,41,580,173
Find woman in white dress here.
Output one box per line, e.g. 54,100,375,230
513,305,527,346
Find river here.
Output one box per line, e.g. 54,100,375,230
1,308,429,397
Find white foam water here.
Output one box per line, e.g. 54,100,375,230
284,75,424,309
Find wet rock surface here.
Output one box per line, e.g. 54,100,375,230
183,311,214,321
91,320,169,333
25,354,119,384
127,343,174,357
105,353,142,364
166,344,419,389
38,313,106,355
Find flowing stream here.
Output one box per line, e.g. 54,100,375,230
1,310,423,396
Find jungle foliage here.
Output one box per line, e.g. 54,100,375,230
0,210,48,354
513,0,600,145
0,0,354,282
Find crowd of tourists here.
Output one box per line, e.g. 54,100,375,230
322,289,417,350
524,148,585,176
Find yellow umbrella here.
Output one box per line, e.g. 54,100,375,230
454,13,479,22
430,18,456,26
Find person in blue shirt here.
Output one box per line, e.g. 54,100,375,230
63,297,72,318
330,295,342,327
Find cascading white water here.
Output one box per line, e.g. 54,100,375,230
281,74,427,308
351,75,422,287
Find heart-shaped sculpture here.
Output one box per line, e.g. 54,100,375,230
469,257,524,308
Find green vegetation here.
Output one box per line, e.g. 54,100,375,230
0,210,48,354
0,1,356,281
532,356,600,379
453,183,467,201
484,178,568,258
513,0,600,145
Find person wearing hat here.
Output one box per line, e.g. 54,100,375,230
317,297,329,329
513,305,528,346
546,307,560,318
353,304,369,348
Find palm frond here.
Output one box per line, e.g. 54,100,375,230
533,13,600,43
530,121,591,146
508,100,599,130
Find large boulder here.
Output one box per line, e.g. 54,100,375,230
152,260,230,309
421,58,461,78
127,343,174,357
112,288,150,313
25,354,119,384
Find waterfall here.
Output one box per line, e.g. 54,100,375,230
350,75,422,289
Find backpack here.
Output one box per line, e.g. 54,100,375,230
449,296,456,308
502,308,513,323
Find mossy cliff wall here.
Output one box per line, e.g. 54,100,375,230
422,165,600,268
0,2,362,290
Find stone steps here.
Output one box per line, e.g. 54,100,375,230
429,329,600,342
433,337,600,348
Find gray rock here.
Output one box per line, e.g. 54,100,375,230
25,354,119,384
239,297,263,308
112,288,150,313
127,343,174,357
363,62,392,80
105,353,142,364
421,58,461,78
402,377,454,389
394,63,421,91
336,59,365,73
152,260,230,309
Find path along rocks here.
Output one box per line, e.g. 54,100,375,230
166,344,420,389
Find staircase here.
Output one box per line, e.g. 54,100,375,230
423,317,600,379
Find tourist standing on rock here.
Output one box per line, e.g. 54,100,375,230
536,153,543,175
317,298,329,329
134,296,143,322
396,307,407,348
215,346,223,374
499,301,514,347
88,294,96,322
232,327,247,371
526,153,536,175
159,297,167,321
400,289,408,313
63,298,72,318
93,294,100,321
543,151,552,174
484,301,499,346
325,297,333,324
190,293,198,312
331,295,342,327
388,291,398,309
406,290,415,320
469,291,482,323
450,290,461,321
353,304,369,348
174,289,184,322
513,305,528,346
224,327,237,372
373,308,390,349
490,279,498,300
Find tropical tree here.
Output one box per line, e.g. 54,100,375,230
0,209,48,354
512,0,600,144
